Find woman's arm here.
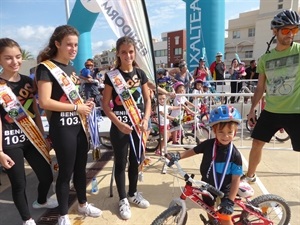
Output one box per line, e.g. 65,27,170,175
141,83,151,132
0,117,15,169
38,80,92,116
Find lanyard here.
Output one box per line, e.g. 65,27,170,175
210,141,233,190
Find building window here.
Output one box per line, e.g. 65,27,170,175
245,51,253,58
233,30,240,39
175,36,180,45
278,0,283,2
278,4,283,9
154,49,167,57
248,28,255,37
162,37,167,42
174,48,182,55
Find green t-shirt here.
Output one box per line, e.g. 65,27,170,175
257,42,300,113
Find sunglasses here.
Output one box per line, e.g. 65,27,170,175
280,27,299,35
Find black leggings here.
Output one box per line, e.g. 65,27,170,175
110,124,141,200
50,125,88,215
4,144,53,221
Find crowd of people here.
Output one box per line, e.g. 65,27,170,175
0,8,299,225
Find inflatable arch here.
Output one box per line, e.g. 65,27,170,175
68,0,225,73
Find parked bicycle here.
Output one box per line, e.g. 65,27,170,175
151,159,291,225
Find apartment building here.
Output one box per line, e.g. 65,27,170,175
225,0,300,67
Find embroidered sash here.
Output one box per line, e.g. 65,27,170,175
0,80,51,164
107,69,147,160
40,60,89,138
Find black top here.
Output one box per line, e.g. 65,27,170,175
0,75,35,148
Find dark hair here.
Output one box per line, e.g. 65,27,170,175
38,25,79,62
250,60,256,64
0,38,22,55
115,36,137,68
231,58,238,65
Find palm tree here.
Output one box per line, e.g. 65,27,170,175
21,49,34,60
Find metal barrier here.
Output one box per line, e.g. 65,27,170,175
161,90,292,153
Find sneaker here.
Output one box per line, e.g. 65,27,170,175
241,173,256,183
78,202,102,217
128,192,150,208
119,198,131,220
32,198,58,209
58,215,71,225
23,219,36,225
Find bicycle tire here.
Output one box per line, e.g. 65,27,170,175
245,120,254,133
146,122,160,152
274,129,290,142
181,133,200,150
151,205,188,225
99,136,112,149
194,125,210,142
239,194,291,225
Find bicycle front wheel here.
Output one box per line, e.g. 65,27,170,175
146,122,160,152
151,205,187,225
274,128,290,142
181,133,200,150
239,194,291,225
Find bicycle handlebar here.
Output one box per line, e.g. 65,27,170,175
165,159,224,198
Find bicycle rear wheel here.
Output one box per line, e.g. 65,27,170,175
239,194,291,225
151,205,187,225
274,128,290,142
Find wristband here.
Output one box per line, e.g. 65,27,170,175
73,104,78,111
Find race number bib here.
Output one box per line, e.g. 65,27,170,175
3,128,28,146
59,111,81,127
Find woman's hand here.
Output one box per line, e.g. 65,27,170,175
117,123,133,134
0,152,15,169
139,118,148,132
77,103,93,116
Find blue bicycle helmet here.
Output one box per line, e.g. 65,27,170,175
271,9,300,29
209,105,242,126
203,81,211,88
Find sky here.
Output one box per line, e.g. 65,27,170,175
0,0,260,58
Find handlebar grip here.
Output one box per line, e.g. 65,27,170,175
206,184,224,198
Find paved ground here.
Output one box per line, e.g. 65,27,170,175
0,137,299,225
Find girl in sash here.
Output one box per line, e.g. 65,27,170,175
166,105,243,225
0,38,58,225
35,25,101,225
102,36,151,220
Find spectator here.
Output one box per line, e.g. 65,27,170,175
174,61,194,93
209,52,226,89
79,59,100,104
245,59,259,82
193,57,210,81
228,59,246,103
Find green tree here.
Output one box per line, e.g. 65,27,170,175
21,49,34,60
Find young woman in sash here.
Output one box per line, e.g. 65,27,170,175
35,25,101,225
0,38,58,225
102,36,151,220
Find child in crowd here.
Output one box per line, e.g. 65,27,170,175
192,78,204,109
170,81,196,144
156,93,181,156
166,105,243,225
